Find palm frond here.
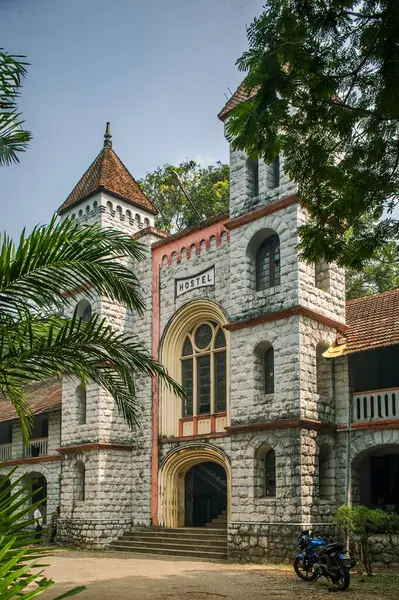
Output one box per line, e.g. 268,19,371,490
0,310,183,438
0,112,32,166
0,217,146,316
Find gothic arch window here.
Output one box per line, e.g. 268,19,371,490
76,383,87,425
256,234,280,290
74,461,85,502
264,346,274,394
180,322,227,417
144,217,150,227
76,299,92,322
255,445,277,498
271,155,280,188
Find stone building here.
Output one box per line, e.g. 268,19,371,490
1,92,399,564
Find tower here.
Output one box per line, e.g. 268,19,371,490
219,86,346,557
56,124,159,547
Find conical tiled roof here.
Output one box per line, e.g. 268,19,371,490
58,124,157,215
218,81,258,121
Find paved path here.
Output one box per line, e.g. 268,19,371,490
37,551,394,600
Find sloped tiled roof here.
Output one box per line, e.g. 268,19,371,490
218,81,258,121
58,127,157,215
345,288,399,354
0,379,62,423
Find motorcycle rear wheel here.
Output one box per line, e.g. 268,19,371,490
330,561,350,591
293,557,317,581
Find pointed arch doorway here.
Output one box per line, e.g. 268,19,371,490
158,445,230,528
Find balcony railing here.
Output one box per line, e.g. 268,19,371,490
0,443,12,461
24,438,48,458
352,388,399,423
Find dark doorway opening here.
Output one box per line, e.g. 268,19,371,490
184,462,227,527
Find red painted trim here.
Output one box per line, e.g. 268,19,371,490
159,432,228,443
57,442,134,453
224,305,347,333
153,216,230,268
337,420,399,431
224,195,299,230
152,213,229,250
226,418,336,434
4,455,61,466
151,243,161,527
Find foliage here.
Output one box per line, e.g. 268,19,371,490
228,1,399,269
0,49,32,166
333,505,399,576
0,216,183,442
139,159,229,232
0,468,84,598
346,241,399,299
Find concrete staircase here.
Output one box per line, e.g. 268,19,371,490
108,522,227,560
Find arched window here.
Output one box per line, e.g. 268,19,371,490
76,383,87,425
144,217,150,227
264,346,274,394
256,234,280,290
271,155,280,188
265,449,276,496
76,299,92,322
74,461,85,501
181,322,227,417
247,159,259,198
319,444,333,500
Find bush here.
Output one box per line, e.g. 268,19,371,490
333,505,399,575
0,467,84,598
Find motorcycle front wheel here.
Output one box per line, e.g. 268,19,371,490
293,556,317,581
330,561,350,591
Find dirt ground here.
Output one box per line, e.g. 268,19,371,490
37,550,398,600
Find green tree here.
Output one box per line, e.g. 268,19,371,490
0,217,182,441
139,159,229,232
346,241,399,299
0,50,32,166
228,1,399,269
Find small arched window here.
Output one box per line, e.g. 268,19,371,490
319,444,333,500
181,322,227,417
76,299,92,322
144,217,150,227
247,159,259,198
74,461,85,502
256,234,280,290
265,449,276,497
76,383,87,425
264,346,274,394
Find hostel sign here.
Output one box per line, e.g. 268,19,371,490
175,266,215,298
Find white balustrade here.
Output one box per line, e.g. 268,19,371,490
25,438,48,458
0,443,12,461
352,388,399,423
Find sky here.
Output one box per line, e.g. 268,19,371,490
1,0,264,239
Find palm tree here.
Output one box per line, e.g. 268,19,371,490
0,49,32,166
0,216,182,441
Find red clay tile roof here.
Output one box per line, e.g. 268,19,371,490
0,379,61,423
218,81,258,121
58,144,157,215
345,288,399,354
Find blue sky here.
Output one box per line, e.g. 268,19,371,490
1,0,264,239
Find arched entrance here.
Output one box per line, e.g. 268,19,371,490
185,462,227,526
23,472,47,521
159,445,230,528
353,445,399,511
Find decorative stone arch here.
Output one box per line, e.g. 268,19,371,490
158,443,231,528
159,299,230,437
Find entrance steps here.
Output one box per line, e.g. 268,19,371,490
205,510,227,529
108,526,227,560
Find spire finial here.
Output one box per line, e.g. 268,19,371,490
104,122,112,148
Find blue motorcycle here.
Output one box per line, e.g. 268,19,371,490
294,530,355,591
